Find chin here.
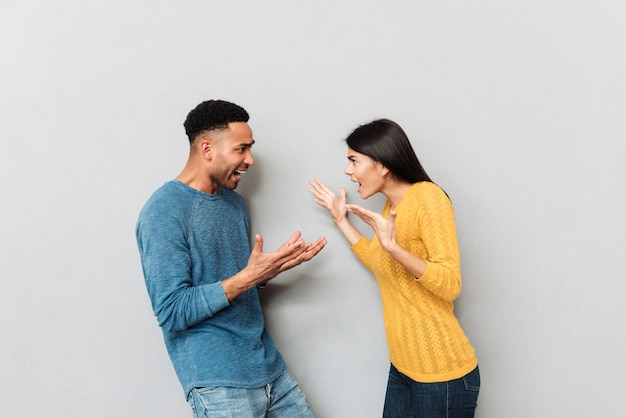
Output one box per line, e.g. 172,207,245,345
218,181,237,191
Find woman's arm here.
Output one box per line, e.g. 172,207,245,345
346,184,462,302
309,179,362,245
345,204,428,278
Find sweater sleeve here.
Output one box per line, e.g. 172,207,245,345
350,235,372,270
136,209,230,334
415,185,462,302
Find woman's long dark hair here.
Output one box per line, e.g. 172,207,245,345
345,119,434,185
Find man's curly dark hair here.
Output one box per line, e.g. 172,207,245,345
183,100,250,143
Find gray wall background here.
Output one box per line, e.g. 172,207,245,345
1,1,625,417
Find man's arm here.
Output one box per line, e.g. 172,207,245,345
221,231,327,301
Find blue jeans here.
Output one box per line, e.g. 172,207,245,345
383,364,480,418
186,369,314,417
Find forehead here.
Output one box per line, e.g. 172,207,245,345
347,147,379,166
218,122,254,145
347,147,368,159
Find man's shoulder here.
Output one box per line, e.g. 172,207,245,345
139,181,191,217
152,180,193,199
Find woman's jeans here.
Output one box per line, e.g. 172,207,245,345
186,369,314,418
383,364,480,418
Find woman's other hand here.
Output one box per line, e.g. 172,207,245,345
309,179,348,224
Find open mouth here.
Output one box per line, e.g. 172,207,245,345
234,170,247,180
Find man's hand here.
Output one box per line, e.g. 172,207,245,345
221,231,327,301
274,232,327,274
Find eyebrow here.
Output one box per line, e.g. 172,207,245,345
237,140,255,148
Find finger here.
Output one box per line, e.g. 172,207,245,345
309,179,320,189
294,244,319,264
339,187,346,203
286,231,303,246
252,234,263,254
311,195,327,208
348,205,375,220
277,244,312,271
278,257,301,273
314,236,327,246
314,179,337,201
281,236,327,269
309,185,334,209
352,204,371,215
346,206,374,225
346,208,366,223
276,234,307,259
308,179,325,194
306,237,327,251
312,179,327,190
346,204,362,215
308,186,324,201
306,237,327,258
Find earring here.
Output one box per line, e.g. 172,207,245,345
382,172,387,178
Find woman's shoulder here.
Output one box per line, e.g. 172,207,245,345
409,181,447,199
403,182,452,214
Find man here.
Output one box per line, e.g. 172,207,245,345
136,99,326,417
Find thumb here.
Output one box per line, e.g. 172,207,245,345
252,234,263,254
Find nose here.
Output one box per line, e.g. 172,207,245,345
344,162,353,176
245,150,254,166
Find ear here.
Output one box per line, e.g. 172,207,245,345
381,166,390,178
199,138,213,160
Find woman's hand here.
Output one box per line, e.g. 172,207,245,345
347,204,428,278
309,179,348,224
346,204,399,254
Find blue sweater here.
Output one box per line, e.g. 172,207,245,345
136,180,285,396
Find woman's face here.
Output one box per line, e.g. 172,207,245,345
344,147,386,199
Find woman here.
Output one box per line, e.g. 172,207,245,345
309,119,480,418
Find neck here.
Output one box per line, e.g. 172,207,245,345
176,160,219,195
383,180,412,210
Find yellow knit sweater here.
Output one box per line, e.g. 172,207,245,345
351,182,477,383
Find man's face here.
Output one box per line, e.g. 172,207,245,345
209,122,255,190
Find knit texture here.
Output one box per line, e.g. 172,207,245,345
351,182,477,383
136,180,285,396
